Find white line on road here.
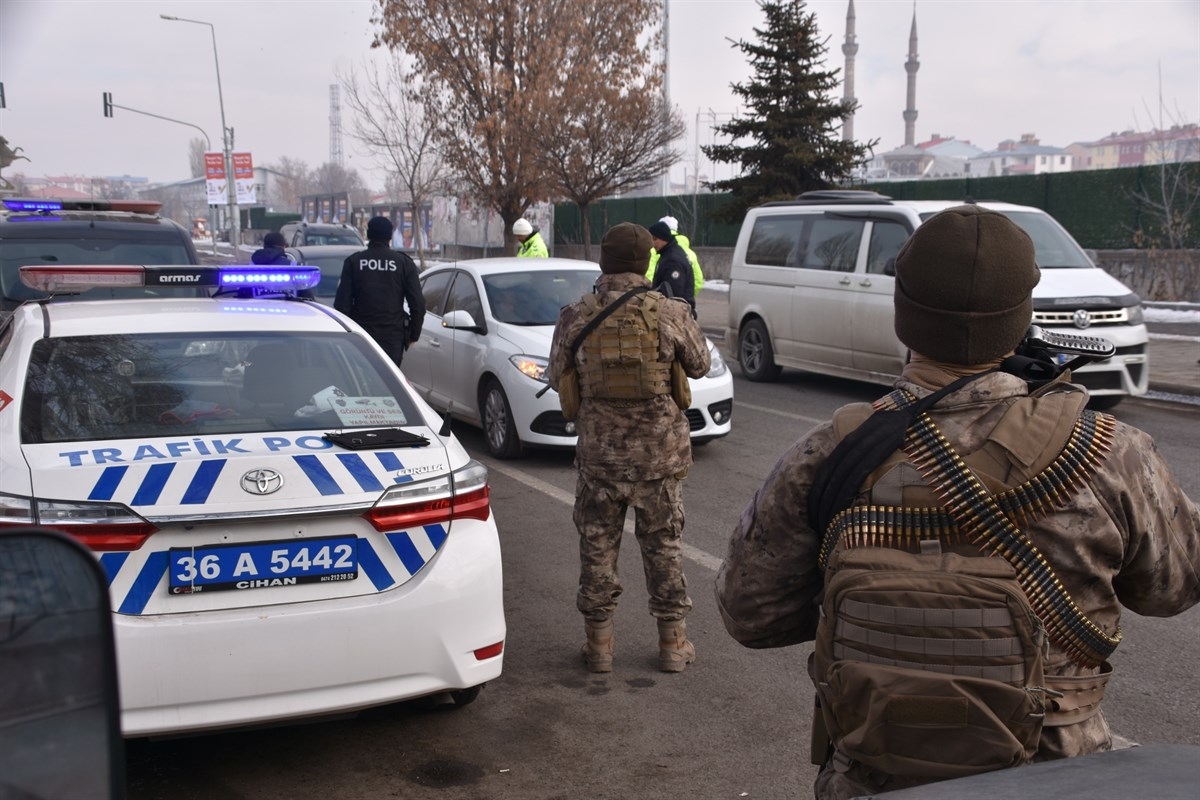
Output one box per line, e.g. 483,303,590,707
482,458,725,572
735,400,826,426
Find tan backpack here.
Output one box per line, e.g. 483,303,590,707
812,545,1048,779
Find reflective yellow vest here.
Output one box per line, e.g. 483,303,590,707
518,231,549,258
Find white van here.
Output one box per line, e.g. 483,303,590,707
726,191,1148,408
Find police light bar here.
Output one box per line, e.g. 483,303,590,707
19,264,321,294
2,198,163,214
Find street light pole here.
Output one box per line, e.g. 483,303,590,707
160,14,239,251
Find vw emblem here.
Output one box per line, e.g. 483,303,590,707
1072,309,1092,330
241,468,284,496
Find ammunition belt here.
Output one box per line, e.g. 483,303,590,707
821,390,1120,668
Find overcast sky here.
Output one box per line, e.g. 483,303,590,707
1,0,1197,190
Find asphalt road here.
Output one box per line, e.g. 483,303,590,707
123,366,1200,800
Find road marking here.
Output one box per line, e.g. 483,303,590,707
483,458,724,572
735,400,826,426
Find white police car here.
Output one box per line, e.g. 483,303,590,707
0,263,505,736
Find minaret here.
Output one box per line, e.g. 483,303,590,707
903,3,920,146
841,0,858,142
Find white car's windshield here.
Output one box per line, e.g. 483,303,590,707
483,269,598,325
918,210,1093,268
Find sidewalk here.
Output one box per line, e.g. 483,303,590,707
696,289,1200,400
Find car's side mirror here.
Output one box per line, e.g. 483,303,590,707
442,309,484,333
0,528,124,800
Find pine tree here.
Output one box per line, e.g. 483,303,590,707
702,0,877,221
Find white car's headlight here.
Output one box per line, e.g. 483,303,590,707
1125,304,1143,325
705,339,727,378
510,354,549,383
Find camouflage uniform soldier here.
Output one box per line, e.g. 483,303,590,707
714,206,1200,798
548,222,711,674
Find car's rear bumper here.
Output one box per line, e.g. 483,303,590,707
115,519,504,737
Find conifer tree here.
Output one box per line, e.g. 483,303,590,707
702,0,876,221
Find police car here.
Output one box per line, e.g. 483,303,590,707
0,263,505,736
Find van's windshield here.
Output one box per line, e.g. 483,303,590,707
917,210,1093,269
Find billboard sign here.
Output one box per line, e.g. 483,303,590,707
204,152,226,205
233,152,255,205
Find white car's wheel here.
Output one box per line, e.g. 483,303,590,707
481,379,523,459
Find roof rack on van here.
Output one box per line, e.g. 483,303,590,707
757,190,894,208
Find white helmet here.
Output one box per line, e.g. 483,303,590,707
659,215,679,231
512,218,533,236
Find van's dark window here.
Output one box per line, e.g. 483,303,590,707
746,216,803,267
867,220,910,274
794,219,863,272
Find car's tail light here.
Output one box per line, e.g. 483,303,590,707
474,641,504,660
0,492,157,551
365,460,491,532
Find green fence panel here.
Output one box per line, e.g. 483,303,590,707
556,165,1200,251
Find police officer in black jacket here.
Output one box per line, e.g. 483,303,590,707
647,220,696,317
335,216,426,367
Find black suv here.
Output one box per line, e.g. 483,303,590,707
0,198,202,318
278,220,364,247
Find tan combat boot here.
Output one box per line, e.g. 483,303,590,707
657,619,696,673
582,618,614,673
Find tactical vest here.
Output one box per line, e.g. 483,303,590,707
810,383,1118,781
576,291,671,401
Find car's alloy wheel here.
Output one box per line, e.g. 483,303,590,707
481,379,523,459
738,319,782,382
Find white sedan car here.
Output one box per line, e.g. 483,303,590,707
402,258,734,458
0,263,505,737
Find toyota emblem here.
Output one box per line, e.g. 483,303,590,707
1072,309,1092,329
241,468,284,496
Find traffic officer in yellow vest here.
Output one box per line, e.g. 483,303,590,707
513,217,548,258
714,206,1200,799
645,215,703,294
547,222,711,675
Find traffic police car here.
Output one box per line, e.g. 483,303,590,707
0,263,505,736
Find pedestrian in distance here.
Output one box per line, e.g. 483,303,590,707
547,222,711,675
714,205,1200,799
513,217,548,258
334,216,425,367
646,215,704,295
647,220,696,316
250,231,294,266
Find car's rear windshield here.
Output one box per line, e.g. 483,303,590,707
305,232,363,246
917,210,1093,268
483,269,597,325
1,239,202,307
21,331,425,444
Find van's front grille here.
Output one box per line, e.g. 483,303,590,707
1034,308,1130,327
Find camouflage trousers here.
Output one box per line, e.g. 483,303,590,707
573,472,693,623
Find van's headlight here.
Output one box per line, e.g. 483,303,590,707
1126,304,1143,325
705,340,727,378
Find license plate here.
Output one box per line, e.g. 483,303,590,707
168,536,358,594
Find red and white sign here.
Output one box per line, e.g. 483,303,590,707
0,390,12,413
233,152,256,205
204,152,226,205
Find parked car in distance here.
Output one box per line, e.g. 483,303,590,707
285,244,362,305
1,198,202,320
278,220,364,248
403,258,734,459
0,261,505,736
727,191,1148,409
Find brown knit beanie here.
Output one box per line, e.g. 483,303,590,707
893,205,1040,364
599,222,652,274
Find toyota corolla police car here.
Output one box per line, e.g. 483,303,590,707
0,263,505,737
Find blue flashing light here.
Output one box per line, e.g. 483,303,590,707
218,266,320,292
3,199,64,212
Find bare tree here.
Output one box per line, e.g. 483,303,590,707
268,156,313,212
1128,84,1200,301
188,137,206,179
372,0,665,254
338,56,447,267
312,162,372,209
533,1,681,260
